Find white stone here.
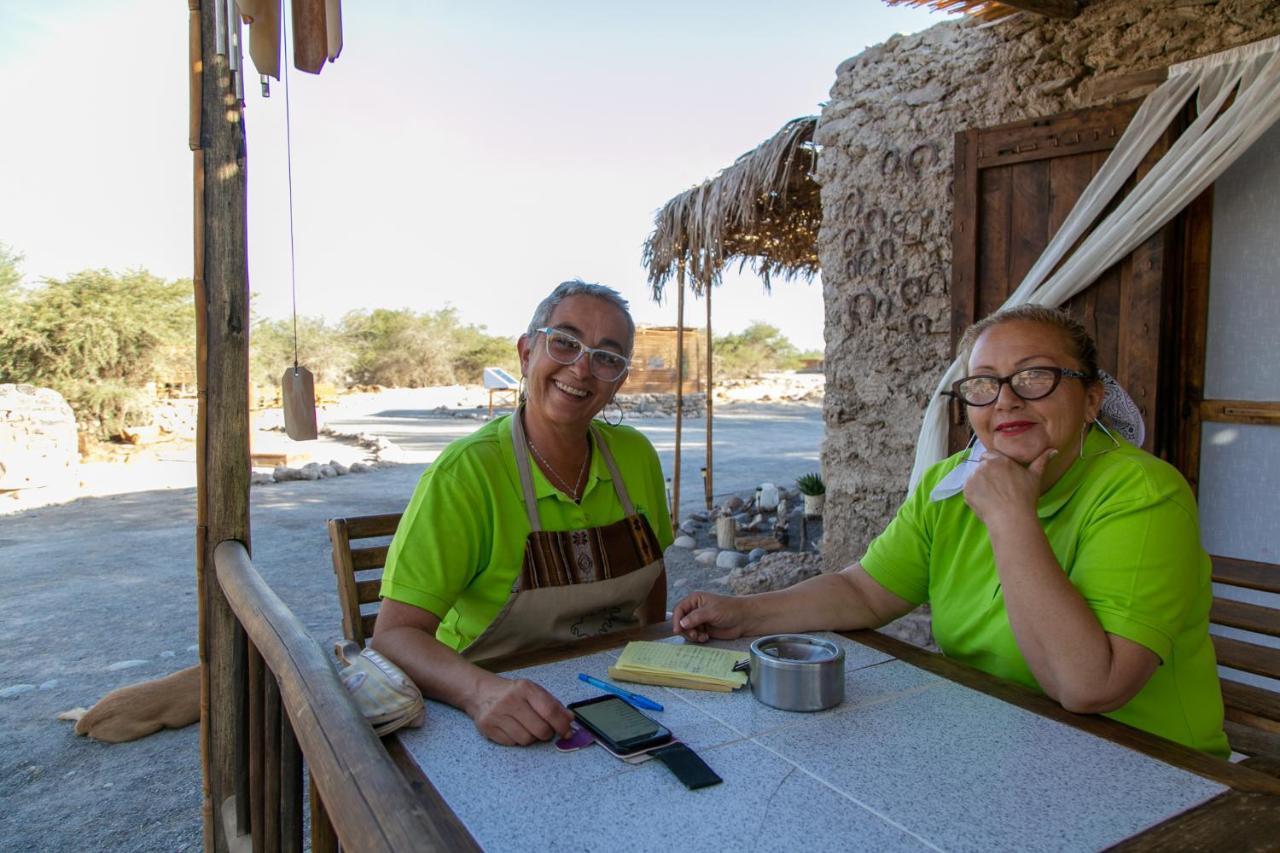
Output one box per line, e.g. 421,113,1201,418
671,535,696,549
694,550,720,567
716,551,748,570
107,659,149,671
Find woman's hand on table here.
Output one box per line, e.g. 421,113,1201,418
465,674,574,746
671,591,751,643
963,447,1055,526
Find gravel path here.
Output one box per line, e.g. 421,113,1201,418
0,400,822,851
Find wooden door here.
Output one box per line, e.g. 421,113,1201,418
949,102,1180,455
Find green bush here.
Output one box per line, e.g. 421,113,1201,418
0,267,194,436
0,244,522,433
341,307,516,387
713,322,802,379
250,314,353,392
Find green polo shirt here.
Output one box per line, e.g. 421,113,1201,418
380,415,674,652
861,429,1228,757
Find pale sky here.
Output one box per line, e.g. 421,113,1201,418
0,1,947,352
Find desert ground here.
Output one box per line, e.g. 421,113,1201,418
0,376,825,851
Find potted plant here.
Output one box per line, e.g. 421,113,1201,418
796,472,825,517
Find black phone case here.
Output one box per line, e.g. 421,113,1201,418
568,695,672,756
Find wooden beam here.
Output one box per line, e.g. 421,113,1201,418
997,0,1079,19
704,285,714,510
1200,399,1280,426
672,265,685,527
195,0,252,847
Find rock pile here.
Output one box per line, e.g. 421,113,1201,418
0,384,78,493
670,487,826,587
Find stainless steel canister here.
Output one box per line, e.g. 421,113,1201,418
747,635,845,712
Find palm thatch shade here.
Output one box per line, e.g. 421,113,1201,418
643,116,820,300
883,0,1078,20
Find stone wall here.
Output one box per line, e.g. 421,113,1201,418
814,0,1280,567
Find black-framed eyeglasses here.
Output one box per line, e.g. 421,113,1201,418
945,366,1091,407
536,327,630,382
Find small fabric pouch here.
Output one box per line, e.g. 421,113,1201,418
334,640,426,736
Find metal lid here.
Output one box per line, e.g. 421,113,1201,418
750,635,844,668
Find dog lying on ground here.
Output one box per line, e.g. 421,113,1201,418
74,665,201,743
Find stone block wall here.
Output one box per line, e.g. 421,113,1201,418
814,0,1280,567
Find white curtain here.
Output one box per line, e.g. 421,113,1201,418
910,34,1280,489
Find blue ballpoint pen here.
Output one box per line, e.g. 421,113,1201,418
578,673,664,712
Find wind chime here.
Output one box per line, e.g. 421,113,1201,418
217,0,343,441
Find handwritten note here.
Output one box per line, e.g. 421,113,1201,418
608,641,748,692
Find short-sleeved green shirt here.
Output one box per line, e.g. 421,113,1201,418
380,415,675,652
861,429,1228,757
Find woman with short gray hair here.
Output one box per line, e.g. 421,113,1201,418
373,279,672,746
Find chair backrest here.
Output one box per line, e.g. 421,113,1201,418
328,513,402,647
1209,555,1280,759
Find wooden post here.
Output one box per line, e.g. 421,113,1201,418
704,283,714,510
672,264,685,528
194,0,253,847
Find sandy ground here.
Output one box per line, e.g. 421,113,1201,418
0,378,824,851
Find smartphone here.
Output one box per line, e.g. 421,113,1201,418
567,695,672,756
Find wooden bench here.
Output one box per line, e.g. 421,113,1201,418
328,513,402,648
1210,555,1280,760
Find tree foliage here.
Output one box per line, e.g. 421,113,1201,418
0,245,521,434
0,268,194,435
250,314,353,391
0,242,21,301
713,322,802,379
341,307,517,388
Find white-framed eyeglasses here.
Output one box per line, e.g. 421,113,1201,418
535,327,630,382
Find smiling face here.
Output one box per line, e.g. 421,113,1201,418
966,320,1104,488
517,294,632,434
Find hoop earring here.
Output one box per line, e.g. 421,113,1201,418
1080,419,1121,458
600,397,623,427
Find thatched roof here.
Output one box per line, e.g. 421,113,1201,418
882,0,1079,20
643,116,820,300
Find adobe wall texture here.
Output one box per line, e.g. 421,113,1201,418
815,0,1280,568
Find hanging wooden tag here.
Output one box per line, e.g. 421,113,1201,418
281,366,318,440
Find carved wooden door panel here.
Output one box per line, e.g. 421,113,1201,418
949,102,1179,456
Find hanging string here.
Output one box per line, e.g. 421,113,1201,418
282,3,300,373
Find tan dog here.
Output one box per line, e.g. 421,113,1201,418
75,665,201,743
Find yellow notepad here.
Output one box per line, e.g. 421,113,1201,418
607,641,748,692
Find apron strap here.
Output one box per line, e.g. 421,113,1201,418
510,407,543,531
511,408,639,529
590,424,637,517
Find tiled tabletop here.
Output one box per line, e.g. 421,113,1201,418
397,633,1225,852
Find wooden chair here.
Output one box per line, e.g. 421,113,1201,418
1209,555,1280,762
328,513,402,647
